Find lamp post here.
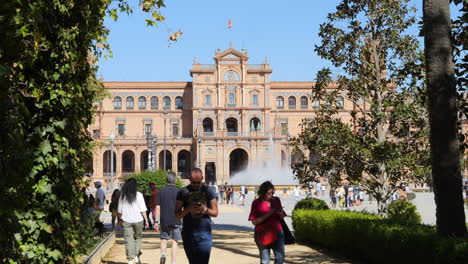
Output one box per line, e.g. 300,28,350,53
146,135,158,172
109,131,115,191
198,137,202,168
163,110,168,171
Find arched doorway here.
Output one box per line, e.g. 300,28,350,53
159,150,172,171
250,117,261,131
205,162,216,184
140,150,149,171
122,150,135,174
203,118,214,136
177,150,191,178
229,148,249,177
226,117,238,136
103,150,116,175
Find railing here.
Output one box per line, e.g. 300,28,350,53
195,64,215,69
227,104,237,107
203,132,215,137
248,64,264,69
227,132,238,137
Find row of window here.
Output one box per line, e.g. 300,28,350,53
113,96,184,110
276,96,344,109
203,93,259,106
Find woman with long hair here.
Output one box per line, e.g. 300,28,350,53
118,178,149,264
109,189,121,231
248,181,286,264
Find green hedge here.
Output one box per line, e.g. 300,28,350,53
127,170,183,194
387,200,422,224
292,209,468,264
294,198,329,211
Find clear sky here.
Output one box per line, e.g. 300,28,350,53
97,0,450,82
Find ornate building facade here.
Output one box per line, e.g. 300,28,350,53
89,46,358,189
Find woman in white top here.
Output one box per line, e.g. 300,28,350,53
118,178,149,264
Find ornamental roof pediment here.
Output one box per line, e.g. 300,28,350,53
215,48,248,61
201,88,214,93
248,88,262,94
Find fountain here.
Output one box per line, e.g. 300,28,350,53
228,134,299,186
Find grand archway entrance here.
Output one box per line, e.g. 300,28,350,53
205,162,216,184
177,150,191,178
229,148,249,177
159,150,172,171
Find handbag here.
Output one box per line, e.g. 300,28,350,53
280,219,295,245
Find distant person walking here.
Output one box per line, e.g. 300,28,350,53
330,188,337,208
226,186,233,205
240,185,248,206
154,172,181,264
175,168,218,264
118,178,149,264
293,186,300,201
249,181,286,264
219,183,226,204
149,182,159,229
109,189,121,231
94,181,106,219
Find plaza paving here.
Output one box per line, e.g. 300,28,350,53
101,200,353,264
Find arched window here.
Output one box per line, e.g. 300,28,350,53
276,96,284,109
175,96,183,110
337,96,344,109
163,96,171,110
113,96,122,109
228,93,235,106
250,117,261,131
126,96,134,110
252,94,258,106
150,96,159,110
138,96,146,110
223,70,240,82
300,96,308,109
288,96,296,109
203,118,214,133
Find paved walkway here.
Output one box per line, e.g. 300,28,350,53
101,204,352,264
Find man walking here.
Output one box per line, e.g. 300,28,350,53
175,168,218,264
94,181,106,220
154,172,180,264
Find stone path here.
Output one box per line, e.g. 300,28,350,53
101,204,352,264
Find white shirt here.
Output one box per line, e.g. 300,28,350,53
241,186,246,195
118,192,147,223
95,188,106,209
294,188,300,196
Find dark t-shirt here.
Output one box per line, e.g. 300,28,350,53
176,184,216,232
156,184,181,227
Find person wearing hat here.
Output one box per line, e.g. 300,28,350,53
94,181,106,219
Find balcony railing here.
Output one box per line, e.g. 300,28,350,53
198,131,285,138
248,64,264,69
227,132,238,137
203,132,215,137
227,104,237,108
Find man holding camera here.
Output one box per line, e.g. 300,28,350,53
175,168,218,264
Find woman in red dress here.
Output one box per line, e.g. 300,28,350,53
248,181,286,264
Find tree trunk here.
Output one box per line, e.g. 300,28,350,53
424,0,467,237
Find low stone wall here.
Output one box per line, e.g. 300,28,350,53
82,232,115,264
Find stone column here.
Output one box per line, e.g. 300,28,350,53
135,148,141,173
172,147,178,174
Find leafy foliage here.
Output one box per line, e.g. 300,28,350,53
127,170,184,195
387,200,422,225
292,209,468,264
292,0,430,214
0,0,170,263
293,198,330,211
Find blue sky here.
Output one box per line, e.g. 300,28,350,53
97,0,455,82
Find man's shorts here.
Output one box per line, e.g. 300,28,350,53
160,225,182,241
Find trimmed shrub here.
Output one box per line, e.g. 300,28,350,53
387,200,422,225
293,198,329,211
127,170,183,195
292,209,468,264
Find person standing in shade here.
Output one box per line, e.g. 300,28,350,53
175,168,218,264
154,172,181,264
149,182,159,229
249,181,286,264
94,181,106,220
118,178,149,264
109,189,121,231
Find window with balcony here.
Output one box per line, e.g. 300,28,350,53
92,129,100,139
205,94,211,105
228,93,235,107
276,96,284,109
175,96,183,110
151,96,159,110
250,117,261,131
226,117,238,136
163,96,171,110
252,94,258,106
144,124,152,136
126,96,134,110
118,123,125,136
313,99,320,108
138,96,146,110
300,96,308,109
288,96,296,109
203,118,214,136
113,96,122,109
337,96,344,109
172,123,179,137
